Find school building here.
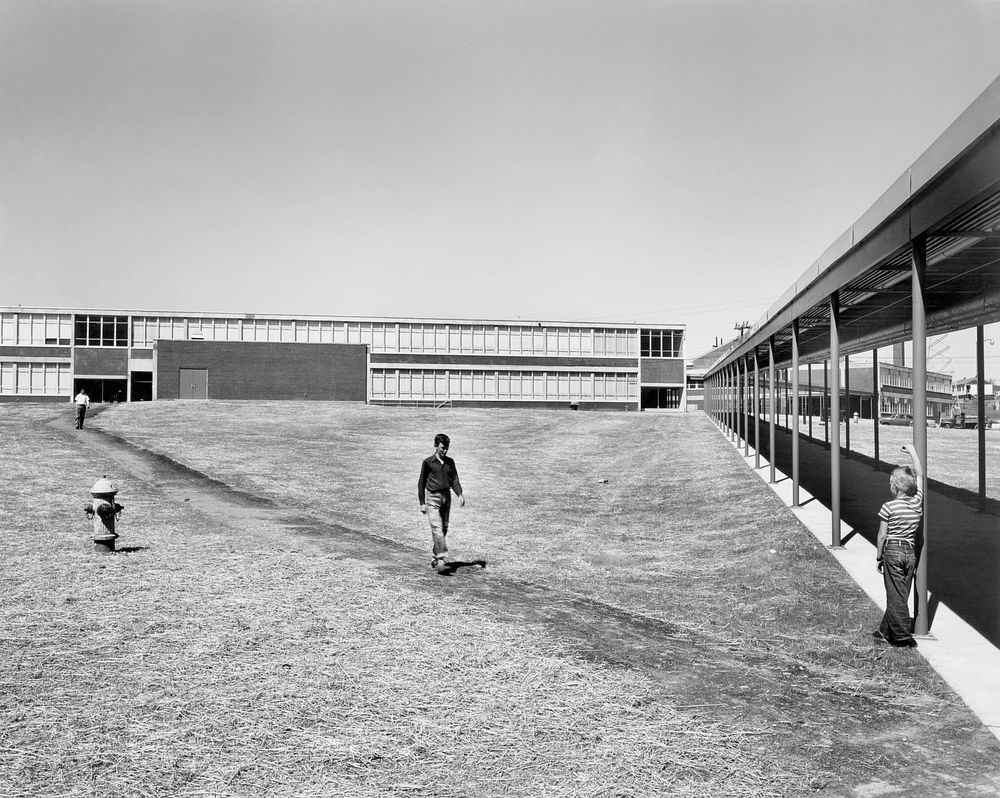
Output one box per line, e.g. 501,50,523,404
0,308,686,411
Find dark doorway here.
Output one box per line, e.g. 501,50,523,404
641,387,681,410
131,371,153,402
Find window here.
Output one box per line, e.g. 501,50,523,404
0,362,70,395
75,315,129,347
641,329,682,358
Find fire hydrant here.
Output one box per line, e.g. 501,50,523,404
85,475,124,554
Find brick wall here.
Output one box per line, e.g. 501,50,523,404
639,358,685,384
74,347,129,375
155,341,368,401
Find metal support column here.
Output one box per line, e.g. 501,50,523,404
978,325,987,511
823,360,829,446
768,336,776,484
912,236,929,636
754,349,761,469
742,356,750,457
792,319,800,507
737,361,744,449
807,363,813,439
783,368,789,429
844,352,851,455
728,363,736,443
830,293,842,548
873,349,880,467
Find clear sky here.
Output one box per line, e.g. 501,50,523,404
2,0,1000,375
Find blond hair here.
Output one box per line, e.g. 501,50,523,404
890,465,918,497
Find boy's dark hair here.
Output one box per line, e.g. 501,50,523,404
434,433,450,448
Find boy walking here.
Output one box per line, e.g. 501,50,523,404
73,388,90,429
874,443,923,648
418,433,465,573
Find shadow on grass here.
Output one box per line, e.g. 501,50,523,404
436,559,487,576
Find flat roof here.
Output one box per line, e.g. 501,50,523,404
1,306,684,332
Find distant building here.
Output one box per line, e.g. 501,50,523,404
953,377,996,399
685,343,953,421
0,307,686,411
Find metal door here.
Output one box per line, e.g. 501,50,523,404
179,368,208,400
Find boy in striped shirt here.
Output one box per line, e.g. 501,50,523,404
874,443,923,648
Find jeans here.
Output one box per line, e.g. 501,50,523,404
879,541,917,645
425,491,451,559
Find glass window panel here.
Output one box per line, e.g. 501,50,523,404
0,362,13,393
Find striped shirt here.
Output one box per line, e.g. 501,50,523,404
878,488,923,543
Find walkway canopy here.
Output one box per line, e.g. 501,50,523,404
704,74,1000,640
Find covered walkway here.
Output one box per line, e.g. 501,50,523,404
705,74,1000,643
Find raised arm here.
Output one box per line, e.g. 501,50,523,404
900,443,923,479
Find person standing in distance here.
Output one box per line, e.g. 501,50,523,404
73,388,90,429
418,433,465,573
874,443,924,648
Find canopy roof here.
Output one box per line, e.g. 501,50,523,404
709,75,1000,374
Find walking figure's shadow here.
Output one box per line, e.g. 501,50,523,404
437,559,487,576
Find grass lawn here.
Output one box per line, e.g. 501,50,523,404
2,401,998,797
791,416,1000,500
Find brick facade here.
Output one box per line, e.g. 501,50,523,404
154,341,368,401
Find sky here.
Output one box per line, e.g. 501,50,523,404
2,0,1000,376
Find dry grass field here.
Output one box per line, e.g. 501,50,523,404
791,417,1000,500
2,401,998,797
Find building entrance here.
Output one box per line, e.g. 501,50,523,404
130,371,152,402
641,386,682,410
179,369,208,400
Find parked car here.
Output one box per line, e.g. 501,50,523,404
878,413,914,426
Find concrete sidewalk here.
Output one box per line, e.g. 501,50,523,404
719,424,1000,743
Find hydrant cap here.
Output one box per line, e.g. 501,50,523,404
90,476,118,495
